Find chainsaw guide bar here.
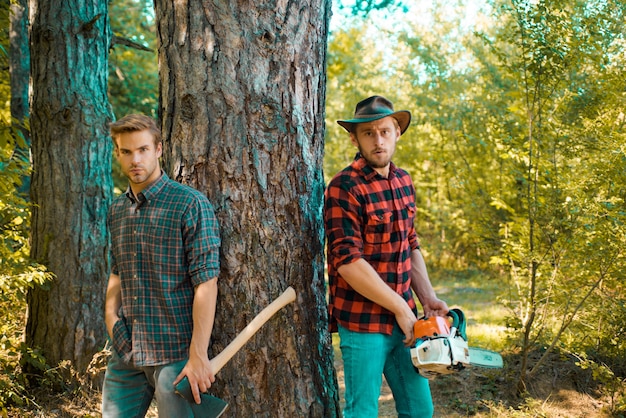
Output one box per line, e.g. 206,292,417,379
468,347,504,368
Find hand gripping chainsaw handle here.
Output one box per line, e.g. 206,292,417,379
410,308,502,378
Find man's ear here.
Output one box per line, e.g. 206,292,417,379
156,141,163,158
349,132,358,147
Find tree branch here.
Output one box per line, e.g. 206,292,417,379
111,35,153,52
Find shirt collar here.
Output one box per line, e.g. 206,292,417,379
124,171,168,204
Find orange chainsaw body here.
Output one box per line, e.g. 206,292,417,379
413,316,451,340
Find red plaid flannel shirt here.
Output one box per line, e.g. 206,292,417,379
324,154,419,335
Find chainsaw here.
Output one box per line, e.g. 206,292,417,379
410,308,503,379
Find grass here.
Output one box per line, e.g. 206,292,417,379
431,271,509,352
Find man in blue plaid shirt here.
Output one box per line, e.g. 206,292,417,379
102,114,221,417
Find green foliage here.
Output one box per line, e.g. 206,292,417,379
0,0,47,409
0,117,52,407
108,0,158,119
326,24,386,178
0,122,49,287
325,18,416,182
480,0,626,387
325,0,626,396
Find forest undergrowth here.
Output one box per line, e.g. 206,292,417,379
2,270,625,417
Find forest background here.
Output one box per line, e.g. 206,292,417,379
1,0,625,416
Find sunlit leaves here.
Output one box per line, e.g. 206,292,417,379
0,117,52,302
327,0,626,381
0,115,52,407
108,0,158,119
325,22,406,182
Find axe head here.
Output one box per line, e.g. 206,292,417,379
175,377,228,418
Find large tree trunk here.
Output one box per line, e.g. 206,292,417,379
153,1,339,416
27,0,112,373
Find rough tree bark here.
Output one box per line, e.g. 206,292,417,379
27,0,112,372
153,1,339,416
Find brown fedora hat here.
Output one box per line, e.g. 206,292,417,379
337,96,411,134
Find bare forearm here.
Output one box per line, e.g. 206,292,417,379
189,278,218,359
410,250,449,317
410,250,436,302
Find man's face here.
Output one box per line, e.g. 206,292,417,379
351,116,401,172
114,129,162,193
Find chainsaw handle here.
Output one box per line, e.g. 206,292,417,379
413,308,469,345
447,308,467,340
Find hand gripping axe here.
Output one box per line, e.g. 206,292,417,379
175,286,296,417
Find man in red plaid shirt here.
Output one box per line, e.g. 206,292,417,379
324,96,449,418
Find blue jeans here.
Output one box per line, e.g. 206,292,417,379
338,324,434,418
102,351,193,418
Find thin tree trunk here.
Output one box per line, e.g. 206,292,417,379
27,0,112,373
9,0,30,195
154,1,340,416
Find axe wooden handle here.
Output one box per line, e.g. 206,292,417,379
210,286,296,375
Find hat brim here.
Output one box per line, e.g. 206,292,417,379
337,110,411,135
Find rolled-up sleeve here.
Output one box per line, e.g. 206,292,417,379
325,181,363,269
183,196,221,287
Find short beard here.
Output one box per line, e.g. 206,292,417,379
359,147,393,169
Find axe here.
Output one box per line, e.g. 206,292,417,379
175,286,296,417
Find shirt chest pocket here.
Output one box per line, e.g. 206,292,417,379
403,201,416,223
364,208,392,244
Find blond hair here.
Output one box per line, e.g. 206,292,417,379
110,114,161,148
